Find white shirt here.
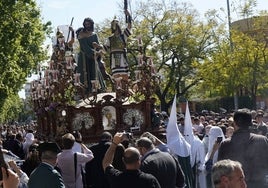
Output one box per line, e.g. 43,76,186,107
72,142,82,153
57,149,94,188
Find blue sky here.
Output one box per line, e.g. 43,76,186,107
37,0,268,30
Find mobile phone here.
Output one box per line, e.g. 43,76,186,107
122,131,133,140
217,136,223,143
0,149,9,181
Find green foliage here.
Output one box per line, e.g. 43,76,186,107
0,0,51,122
95,0,225,111
238,0,257,18
0,94,24,123
127,0,217,111
198,17,268,109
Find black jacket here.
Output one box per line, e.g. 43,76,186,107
140,148,185,188
218,128,268,187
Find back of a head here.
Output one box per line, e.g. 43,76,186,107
38,142,61,162
123,147,140,166
234,109,252,128
62,133,75,149
100,131,112,142
211,159,243,186
8,133,16,140
140,132,156,144
41,150,57,162
15,132,23,141
136,137,154,150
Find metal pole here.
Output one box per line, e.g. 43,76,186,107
227,0,238,110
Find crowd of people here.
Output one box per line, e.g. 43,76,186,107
0,107,267,187
2,3,268,187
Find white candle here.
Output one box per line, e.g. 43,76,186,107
74,73,81,86
44,70,49,77
49,61,54,70
114,77,122,89
134,70,141,80
91,80,99,92
53,70,58,82
138,54,143,65
45,78,50,88
137,35,143,46
41,89,45,98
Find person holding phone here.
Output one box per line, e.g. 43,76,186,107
204,126,225,188
1,167,20,188
102,132,161,188
0,148,20,188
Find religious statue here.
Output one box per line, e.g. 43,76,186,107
76,18,106,95
103,8,132,91
51,26,75,63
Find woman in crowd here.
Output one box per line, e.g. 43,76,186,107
205,126,225,188
21,143,41,177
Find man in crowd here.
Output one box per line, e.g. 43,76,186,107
3,133,24,159
57,133,94,188
254,110,268,136
218,109,268,187
85,131,113,188
102,132,161,188
211,159,246,188
136,137,185,188
28,142,65,188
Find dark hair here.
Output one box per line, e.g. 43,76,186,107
72,130,82,141
233,110,252,128
29,143,38,153
219,125,227,136
136,137,153,150
83,17,94,31
75,27,83,38
15,132,23,141
100,131,112,141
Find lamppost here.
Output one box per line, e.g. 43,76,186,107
227,0,238,110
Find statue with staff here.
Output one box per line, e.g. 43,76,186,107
51,18,75,63
103,0,132,91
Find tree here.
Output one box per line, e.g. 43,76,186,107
0,0,51,122
0,94,23,123
198,20,268,109
96,0,268,112
127,0,217,112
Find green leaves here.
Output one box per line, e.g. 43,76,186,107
0,0,51,122
106,0,217,111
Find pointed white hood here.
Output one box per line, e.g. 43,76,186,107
184,101,195,145
166,96,191,157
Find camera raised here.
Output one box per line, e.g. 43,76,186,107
123,131,133,140
216,136,223,143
